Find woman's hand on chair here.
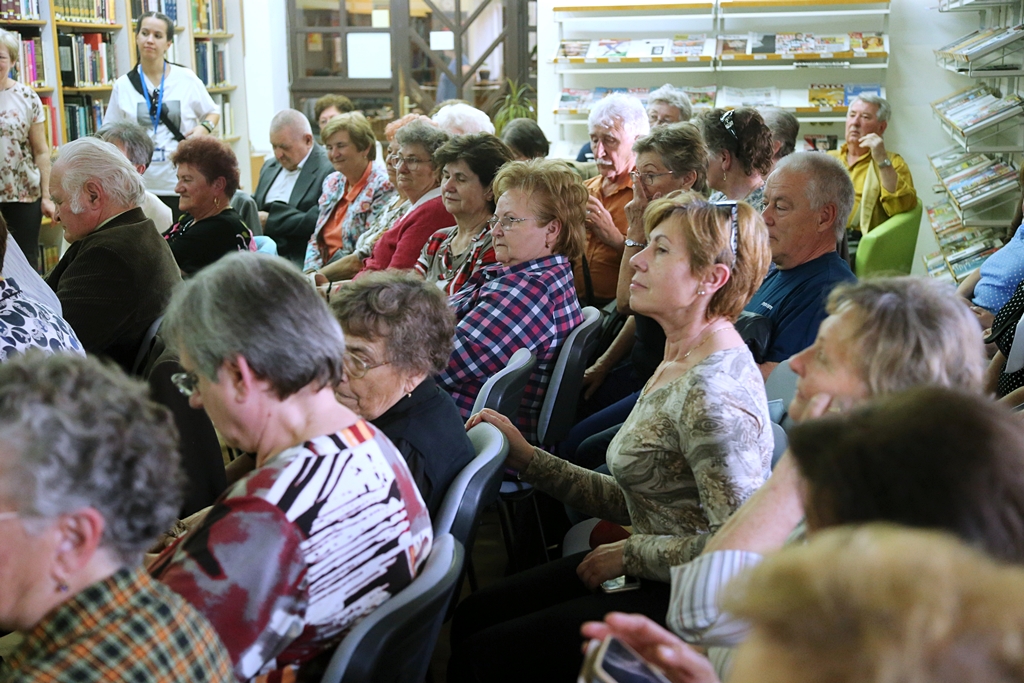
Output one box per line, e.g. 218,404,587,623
577,539,627,589
467,409,535,471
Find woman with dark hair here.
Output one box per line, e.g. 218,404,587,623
165,136,252,275
696,107,774,210
500,118,550,160
415,133,513,296
105,11,219,221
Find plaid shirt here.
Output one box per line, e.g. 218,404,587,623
1,567,232,683
414,226,496,297
438,254,583,443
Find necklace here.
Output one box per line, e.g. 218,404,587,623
640,325,731,398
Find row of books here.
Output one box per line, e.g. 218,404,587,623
52,0,117,23
923,200,1006,283
11,36,44,87
930,149,1021,210
0,0,41,20
556,84,883,114
63,94,104,142
194,40,228,86
192,0,226,33
935,24,1024,63
215,99,234,137
931,85,1024,134
556,32,886,63
57,32,115,87
131,0,179,23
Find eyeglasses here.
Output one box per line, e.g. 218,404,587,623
720,110,738,141
171,371,199,397
343,352,390,380
630,170,675,186
392,155,429,170
710,200,739,256
487,215,539,230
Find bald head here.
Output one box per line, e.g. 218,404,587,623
269,109,314,172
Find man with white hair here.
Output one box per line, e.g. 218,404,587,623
826,94,915,234
254,109,334,264
46,137,181,372
576,93,650,306
748,152,857,380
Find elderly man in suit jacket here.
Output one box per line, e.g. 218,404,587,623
255,109,335,264
46,137,181,373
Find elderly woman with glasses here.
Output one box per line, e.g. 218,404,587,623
697,108,775,210
448,193,774,683
0,353,233,682
149,252,432,682
331,271,475,516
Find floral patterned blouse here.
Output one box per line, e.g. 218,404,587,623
521,346,773,582
0,82,45,203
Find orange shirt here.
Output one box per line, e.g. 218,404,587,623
573,173,633,305
321,163,373,261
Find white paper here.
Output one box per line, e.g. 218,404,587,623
430,30,455,51
371,9,390,28
347,33,392,78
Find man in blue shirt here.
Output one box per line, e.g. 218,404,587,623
747,152,857,379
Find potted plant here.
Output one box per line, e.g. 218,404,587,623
493,79,537,135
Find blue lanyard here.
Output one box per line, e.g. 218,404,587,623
139,63,166,137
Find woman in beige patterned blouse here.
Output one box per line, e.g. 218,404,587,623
448,193,775,683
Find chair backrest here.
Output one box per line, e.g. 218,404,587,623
536,306,603,446
230,190,263,236
434,423,508,543
131,315,164,377
471,347,536,419
764,359,798,414
770,421,788,470
319,534,464,683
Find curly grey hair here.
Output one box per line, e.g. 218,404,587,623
588,92,650,141
162,252,346,399
330,271,455,376
55,137,147,212
395,120,451,164
648,84,693,122
0,353,183,566
96,120,157,170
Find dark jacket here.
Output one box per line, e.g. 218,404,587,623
371,377,476,517
254,144,334,265
46,207,182,372
166,207,252,276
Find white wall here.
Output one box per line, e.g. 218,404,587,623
244,0,291,154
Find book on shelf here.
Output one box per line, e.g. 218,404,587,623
218,99,234,137
557,88,592,113
192,0,226,33
717,86,779,108
11,36,44,87
943,93,1024,132
804,134,840,151
194,40,229,86
63,94,104,142
681,85,716,108
926,200,963,234
555,39,589,61
132,0,178,23
845,83,883,105
932,85,993,117
808,84,844,107
950,248,999,281
592,86,629,100
626,39,670,59
585,38,630,60
749,33,776,55
849,32,885,52
58,32,116,87
717,34,748,58
936,25,1024,62
935,28,1000,58
671,35,712,59
0,0,41,20
53,0,116,23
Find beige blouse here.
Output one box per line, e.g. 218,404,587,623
522,346,772,582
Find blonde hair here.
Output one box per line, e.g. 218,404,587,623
0,29,19,64
642,192,771,321
492,159,588,263
726,525,1024,683
321,111,376,161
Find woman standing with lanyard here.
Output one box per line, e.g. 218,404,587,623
105,12,219,222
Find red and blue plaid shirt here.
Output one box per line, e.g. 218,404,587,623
438,254,583,443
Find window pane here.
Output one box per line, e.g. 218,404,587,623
298,32,343,77
297,0,341,27
346,0,389,27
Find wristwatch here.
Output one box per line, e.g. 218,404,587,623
624,238,647,249
200,119,216,133
877,157,893,169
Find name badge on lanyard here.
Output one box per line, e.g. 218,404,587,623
140,64,166,138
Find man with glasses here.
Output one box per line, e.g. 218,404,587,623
749,152,857,380
254,109,334,265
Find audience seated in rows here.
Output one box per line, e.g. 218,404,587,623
149,252,432,681
576,83,691,163
415,133,512,296
757,107,800,162
0,353,233,682
432,102,496,136
575,93,650,307
745,152,857,379
447,194,773,683
303,112,395,273
437,159,586,441
46,137,181,373
697,107,775,210
96,120,174,233
826,94,916,235
165,136,253,276
330,271,475,517
500,118,549,160
255,109,334,264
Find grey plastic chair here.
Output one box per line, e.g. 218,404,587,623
319,534,464,683
131,315,164,376
471,347,536,419
230,190,262,236
765,359,799,421
771,421,788,470
536,305,603,446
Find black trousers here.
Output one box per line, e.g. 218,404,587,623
0,200,42,271
158,194,182,225
448,551,671,683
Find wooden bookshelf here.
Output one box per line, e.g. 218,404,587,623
54,21,122,31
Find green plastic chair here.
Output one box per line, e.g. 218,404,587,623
854,197,923,277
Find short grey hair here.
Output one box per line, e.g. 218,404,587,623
827,276,986,397
0,353,183,566
588,93,650,141
852,93,891,123
772,152,855,241
330,271,455,376
162,252,345,399
758,107,800,160
269,108,313,137
395,120,450,165
56,137,146,212
432,102,495,135
648,84,692,122
0,29,19,64
96,120,156,170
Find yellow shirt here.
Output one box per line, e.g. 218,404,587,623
828,143,916,232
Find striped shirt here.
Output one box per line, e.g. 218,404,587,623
0,567,233,682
